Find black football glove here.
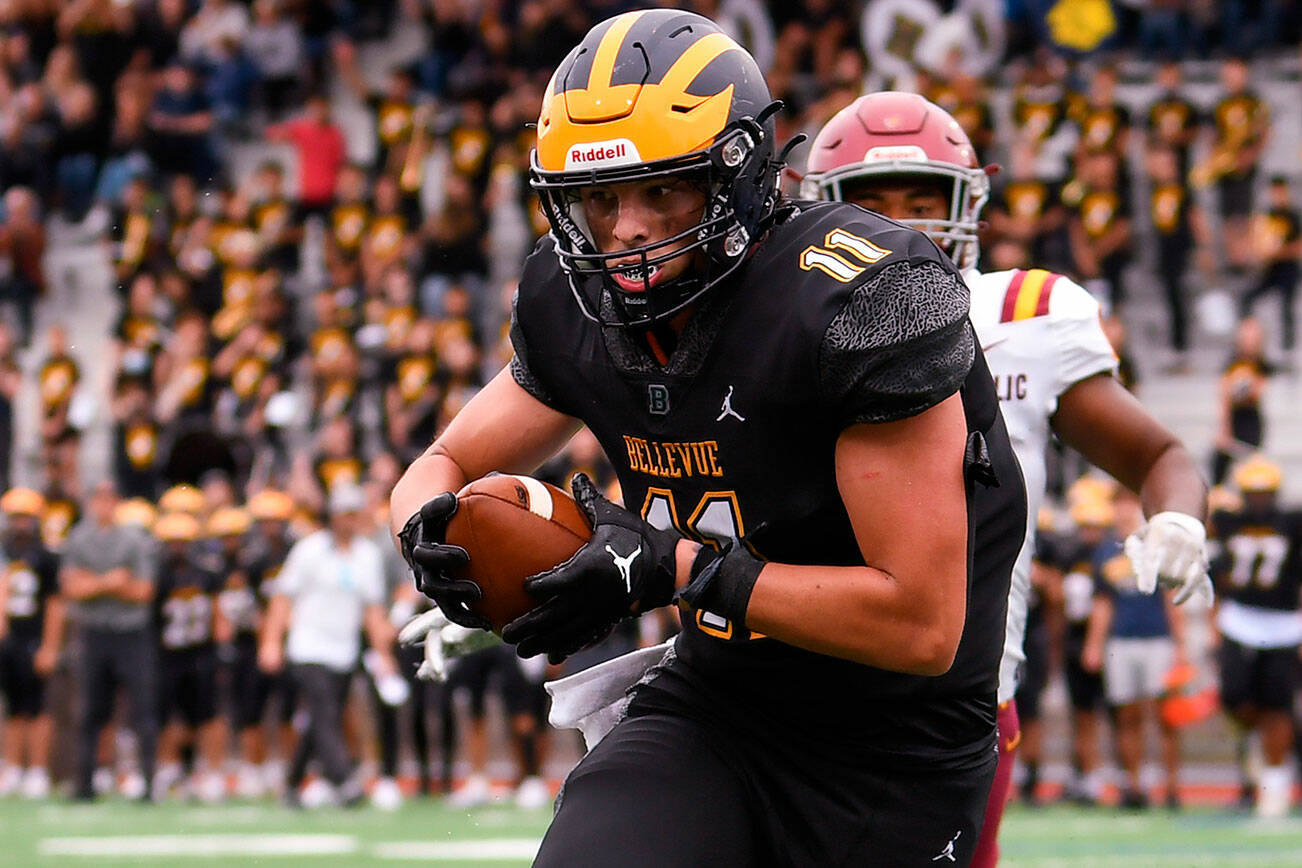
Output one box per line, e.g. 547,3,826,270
398,492,491,631
501,473,680,663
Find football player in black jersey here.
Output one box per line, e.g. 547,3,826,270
152,512,229,802
0,489,63,798
1046,492,1117,806
392,10,1025,866
230,491,298,798
1210,456,1302,817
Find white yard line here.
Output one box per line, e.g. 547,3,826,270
38,834,358,857
1004,856,1302,868
372,839,542,860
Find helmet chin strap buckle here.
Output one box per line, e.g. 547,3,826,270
722,136,749,168
724,226,749,258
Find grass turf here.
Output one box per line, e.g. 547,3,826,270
1,798,1300,866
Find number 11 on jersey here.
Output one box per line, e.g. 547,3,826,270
640,488,762,641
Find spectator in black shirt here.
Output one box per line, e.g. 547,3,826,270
148,61,216,182
1240,176,1302,353
111,377,163,501
133,0,188,70
0,84,57,199
1146,62,1200,181
1212,318,1275,485
52,81,107,220
1065,151,1133,311
1145,147,1211,365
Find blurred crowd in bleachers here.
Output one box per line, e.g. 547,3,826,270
0,0,1301,807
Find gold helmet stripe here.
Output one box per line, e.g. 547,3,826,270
587,10,645,98
539,22,742,170
658,32,738,95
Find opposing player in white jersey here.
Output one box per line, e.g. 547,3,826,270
804,92,1210,866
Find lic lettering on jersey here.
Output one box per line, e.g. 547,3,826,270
992,373,1028,401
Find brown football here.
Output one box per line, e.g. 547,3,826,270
444,474,592,634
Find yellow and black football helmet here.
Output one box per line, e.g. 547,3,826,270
530,9,783,328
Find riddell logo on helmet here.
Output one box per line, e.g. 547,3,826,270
565,139,641,170
864,145,928,162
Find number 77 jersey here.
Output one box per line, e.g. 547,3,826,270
1210,507,1302,639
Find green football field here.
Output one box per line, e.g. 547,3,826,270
2,798,1302,867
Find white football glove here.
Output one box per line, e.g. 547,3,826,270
397,608,500,682
1124,511,1212,606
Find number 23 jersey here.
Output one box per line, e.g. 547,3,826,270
511,201,1026,760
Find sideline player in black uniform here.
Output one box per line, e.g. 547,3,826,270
1210,456,1302,817
153,512,229,801
1038,494,1117,805
1013,513,1057,806
230,491,297,797
0,488,63,798
391,11,1025,866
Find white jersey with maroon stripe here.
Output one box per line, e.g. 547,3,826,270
965,267,1118,702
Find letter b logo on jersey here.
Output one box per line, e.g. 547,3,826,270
648,384,670,415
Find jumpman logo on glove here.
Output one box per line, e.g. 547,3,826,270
606,545,642,593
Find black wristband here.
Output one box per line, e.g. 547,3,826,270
674,543,764,626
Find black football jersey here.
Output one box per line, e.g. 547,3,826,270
1043,533,1098,630
154,552,222,652
512,201,1025,761
2,538,59,643
1211,508,1302,612
233,539,291,636
201,546,258,637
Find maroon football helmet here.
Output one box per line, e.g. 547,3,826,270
802,92,989,269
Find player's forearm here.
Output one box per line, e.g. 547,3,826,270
261,595,291,649
390,446,471,540
41,597,66,651
114,578,154,604
389,367,580,537
743,559,966,676
1166,594,1187,651
59,568,105,600
1138,442,1208,522
364,604,396,659
1084,597,1112,652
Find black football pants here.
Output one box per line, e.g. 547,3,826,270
287,663,353,788
534,706,767,868
75,627,158,799
533,689,996,867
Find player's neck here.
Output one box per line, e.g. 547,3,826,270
636,307,693,367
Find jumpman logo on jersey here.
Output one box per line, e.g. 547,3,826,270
606,545,641,592
931,830,961,862
716,385,745,422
